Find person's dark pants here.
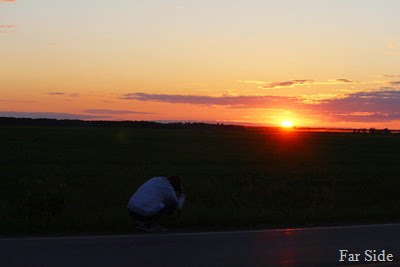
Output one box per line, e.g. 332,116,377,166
128,206,175,225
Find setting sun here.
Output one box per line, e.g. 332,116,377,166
281,120,294,128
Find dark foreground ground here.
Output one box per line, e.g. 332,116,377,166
2,223,400,267
1,122,400,234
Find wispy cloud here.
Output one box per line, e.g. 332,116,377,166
239,78,359,89
263,79,361,89
83,109,157,115
389,81,400,86
47,92,80,97
48,92,65,95
262,79,315,88
0,111,108,120
334,79,353,83
382,74,400,78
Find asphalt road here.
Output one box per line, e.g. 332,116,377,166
2,224,400,267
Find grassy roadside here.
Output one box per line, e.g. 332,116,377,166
1,125,400,235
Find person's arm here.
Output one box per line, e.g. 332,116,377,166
177,192,185,210
162,189,179,212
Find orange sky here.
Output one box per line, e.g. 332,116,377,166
1,1,400,128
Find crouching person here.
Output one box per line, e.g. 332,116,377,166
127,176,185,232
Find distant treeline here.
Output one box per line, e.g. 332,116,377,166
0,117,244,130
1,117,398,134
352,128,392,135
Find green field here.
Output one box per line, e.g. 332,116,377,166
1,124,400,235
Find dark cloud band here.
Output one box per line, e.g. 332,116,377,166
83,109,157,115
0,111,107,120
121,88,400,123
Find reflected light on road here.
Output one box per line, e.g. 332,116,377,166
279,229,296,266
283,228,295,237
258,228,300,266
279,248,295,266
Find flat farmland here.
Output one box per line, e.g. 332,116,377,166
1,124,399,234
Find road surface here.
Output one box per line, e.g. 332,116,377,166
2,223,400,266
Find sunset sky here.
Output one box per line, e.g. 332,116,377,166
1,0,400,128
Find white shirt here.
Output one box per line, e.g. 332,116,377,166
127,176,185,217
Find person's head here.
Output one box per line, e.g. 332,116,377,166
167,176,183,196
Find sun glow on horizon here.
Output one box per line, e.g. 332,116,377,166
281,120,294,128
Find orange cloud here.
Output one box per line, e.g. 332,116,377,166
239,78,360,89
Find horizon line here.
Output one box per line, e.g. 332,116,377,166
1,116,399,132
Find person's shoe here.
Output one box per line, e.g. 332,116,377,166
149,224,168,232
136,224,153,232
135,221,153,232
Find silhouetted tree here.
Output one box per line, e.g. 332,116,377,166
369,128,376,134
383,128,391,135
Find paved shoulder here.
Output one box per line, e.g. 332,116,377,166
2,223,400,266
